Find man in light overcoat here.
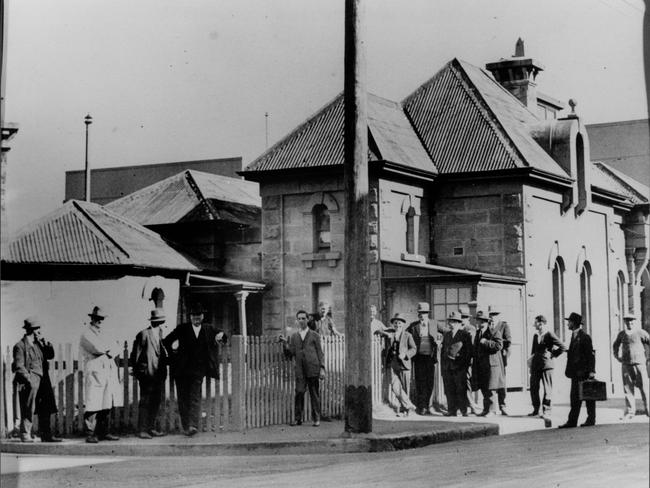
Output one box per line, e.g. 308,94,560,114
471,310,504,416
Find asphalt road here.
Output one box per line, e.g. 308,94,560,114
2,424,648,488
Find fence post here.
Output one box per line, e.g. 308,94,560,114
1,350,7,438
231,335,245,431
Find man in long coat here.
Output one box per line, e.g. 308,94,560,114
79,306,122,443
12,317,45,442
34,324,61,442
441,311,473,416
472,310,504,416
282,310,325,426
489,308,512,415
559,312,596,428
130,308,169,438
163,303,226,436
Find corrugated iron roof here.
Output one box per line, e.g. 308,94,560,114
402,59,568,178
243,93,436,175
592,162,649,204
3,200,200,271
105,170,260,226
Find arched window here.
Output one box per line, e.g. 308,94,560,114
580,261,593,334
616,271,626,331
552,257,566,340
405,206,416,255
313,204,331,252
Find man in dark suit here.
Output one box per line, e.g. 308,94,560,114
281,310,325,426
163,303,226,436
489,307,512,415
385,313,417,417
407,302,445,415
130,308,169,439
528,315,566,418
12,318,45,442
441,311,473,417
559,312,596,428
33,324,61,442
471,310,504,417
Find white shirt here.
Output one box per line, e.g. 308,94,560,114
192,324,201,338
299,328,308,341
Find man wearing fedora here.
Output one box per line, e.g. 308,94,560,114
471,310,504,416
79,306,122,443
163,302,226,436
407,302,444,415
12,317,47,442
460,307,481,415
385,313,417,417
130,309,169,439
441,311,473,416
488,307,512,415
559,312,596,428
613,313,650,419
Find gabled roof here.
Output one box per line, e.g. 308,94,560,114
242,93,436,177
592,161,649,205
105,170,261,226
3,200,200,271
402,58,569,178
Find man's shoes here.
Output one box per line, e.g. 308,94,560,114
41,436,63,443
149,430,166,437
580,420,595,427
99,434,120,441
186,426,198,436
290,420,302,426
527,410,539,417
444,412,457,417
20,435,34,443
137,431,152,439
478,410,493,417
312,420,320,427
86,435,99,443
499,407,509,416
558,423,577,429
461,411,469,417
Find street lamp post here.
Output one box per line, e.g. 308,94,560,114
84,114,93,202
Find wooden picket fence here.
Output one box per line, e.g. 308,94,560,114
1,335,387,438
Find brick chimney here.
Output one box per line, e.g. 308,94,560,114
485,38,544,109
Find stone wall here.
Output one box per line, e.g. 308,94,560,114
431,180,524,277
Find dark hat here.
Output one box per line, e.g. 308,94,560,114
390,313,407,324
23,316,42,331
488,306,500,316
623,313,638,321
149,309,166,323
417,302,430,313
474,310,489,322
447,311,462,322
565,312,582,324
188,303,204,315
88,306,106,320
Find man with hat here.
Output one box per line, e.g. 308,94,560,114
441,311,473,416
488,306,512,415
79,306,122,443
407,302,445,415
459,307,480,415
612,313,650,419
130,308,169,439
163,302,227,436
12,317,46,442
559,312,596,428
385,313,417,417
471,310,504,416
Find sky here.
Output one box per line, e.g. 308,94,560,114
2,0,647,237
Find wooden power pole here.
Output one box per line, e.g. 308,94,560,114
343,0,372,433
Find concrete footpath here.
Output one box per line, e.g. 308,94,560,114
1,395,647,456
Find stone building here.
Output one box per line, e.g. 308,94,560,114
242,42,649,396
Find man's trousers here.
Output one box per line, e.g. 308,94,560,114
622,363,649,415
18,375,41,436
175,376,203,431
412,355,435,411
138,378,164,432
442,367,468,415
295,377,321,422
568,378,596,425
530,369,554,413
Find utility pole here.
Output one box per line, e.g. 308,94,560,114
343,0,371,433
84,114,93,202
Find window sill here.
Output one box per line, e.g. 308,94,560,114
301,251,342,268
401,252,425,263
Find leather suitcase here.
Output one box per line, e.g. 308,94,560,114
578,379,607,401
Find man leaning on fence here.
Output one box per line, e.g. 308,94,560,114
130,308,169,439
280,310,325,426
163,303,226,436
79,306,122,443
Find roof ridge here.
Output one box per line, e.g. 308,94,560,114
105,171,189,209
72,201,131,259
244,92,345,172
184,170,220,220
594,161,649,202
